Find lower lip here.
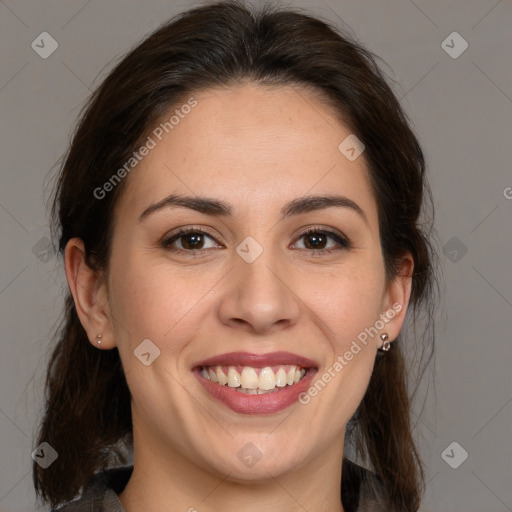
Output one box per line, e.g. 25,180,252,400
194,369,317,414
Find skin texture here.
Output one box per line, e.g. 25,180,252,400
65,83,413,512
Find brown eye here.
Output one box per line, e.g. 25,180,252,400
162,226,351,257
162,228,220,253
177,232,206,250
293,228,351,253
303,232,328,250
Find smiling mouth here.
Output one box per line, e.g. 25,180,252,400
198,364,309,394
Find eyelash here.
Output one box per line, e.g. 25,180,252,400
161,225,351,257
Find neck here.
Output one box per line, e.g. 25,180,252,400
118,427,346,512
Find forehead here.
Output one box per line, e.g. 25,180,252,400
115,83,378,227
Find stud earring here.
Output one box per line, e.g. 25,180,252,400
96,333,102,345
378,333,392,352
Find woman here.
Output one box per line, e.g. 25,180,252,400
33,1,437,511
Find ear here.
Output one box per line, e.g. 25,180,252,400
64,238,116,349
378,252,414,347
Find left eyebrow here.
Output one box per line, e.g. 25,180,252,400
281,195,368,226
137,193,369,226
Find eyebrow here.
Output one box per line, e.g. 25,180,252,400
137,193,368,226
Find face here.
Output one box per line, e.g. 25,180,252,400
73,83,411,483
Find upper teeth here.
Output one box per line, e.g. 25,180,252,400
200,365,306,392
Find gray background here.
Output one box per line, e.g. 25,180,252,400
1,0,511,511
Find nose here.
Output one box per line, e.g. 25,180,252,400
217,247,300,335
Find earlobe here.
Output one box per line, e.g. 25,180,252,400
379,253,414,345
64,238,115,349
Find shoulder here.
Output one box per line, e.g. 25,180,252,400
50,466,133,512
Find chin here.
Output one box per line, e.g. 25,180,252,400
198,435,312,482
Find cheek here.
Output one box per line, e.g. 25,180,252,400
108,256,195,352
310,261,386,347
107,250,226,373
297,260,384,408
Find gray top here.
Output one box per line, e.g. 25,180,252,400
51,460,391,511
51,467,130,512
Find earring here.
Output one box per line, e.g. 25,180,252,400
378,333,392,352
96,333,102,345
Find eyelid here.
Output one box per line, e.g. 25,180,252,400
161,225,221,246
292,225,351,250
161,224,352,255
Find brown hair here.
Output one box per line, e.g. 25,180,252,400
33,1,438,510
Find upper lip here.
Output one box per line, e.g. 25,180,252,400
193,351,318,369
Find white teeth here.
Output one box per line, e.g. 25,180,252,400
201,364,309,391
259,367,276,390
236,387,280,395
216,366,227,385
240,367,259,389
275,367,287,387
227,367,241,388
